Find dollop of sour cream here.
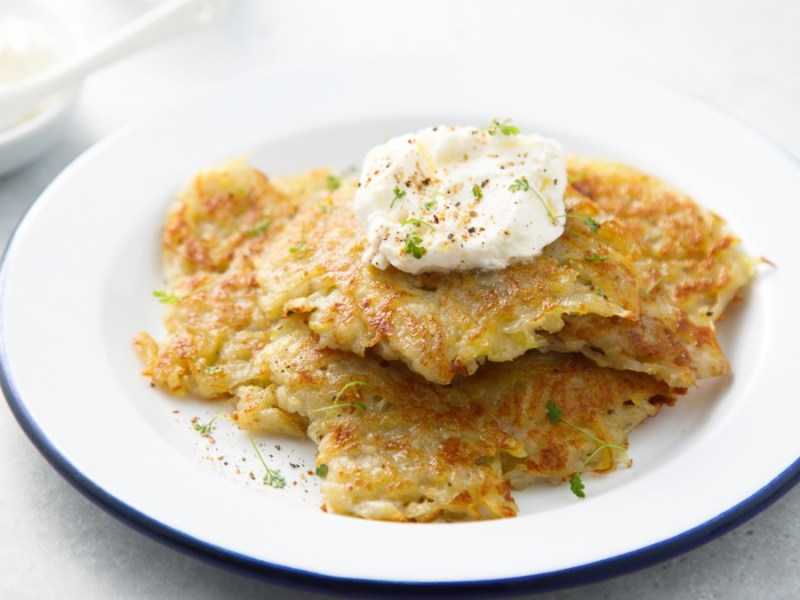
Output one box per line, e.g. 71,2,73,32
353,124,567,274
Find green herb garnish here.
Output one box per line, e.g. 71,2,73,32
546,400,625,498
509,177,532,192
472,184,483,199
315,464,329,478
404,233,426,259
313,380,368,413
479,118,520,136
289,225,309,254
583,216,600,234
326,174,341,191
193,409,221,436
153,290,179,304
475,455,496,467
244,219,271,237
569,474,586,498
248,434,286,489
391,186,407,207
568,170,587,184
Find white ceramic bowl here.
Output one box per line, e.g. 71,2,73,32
0,0,82,177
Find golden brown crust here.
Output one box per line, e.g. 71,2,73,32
254,181,640,384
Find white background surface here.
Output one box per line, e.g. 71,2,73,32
1,1,799,598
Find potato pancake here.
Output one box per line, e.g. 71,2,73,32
136,156,752,521
546,159,758,387
235,316,676,522
252,180,641,385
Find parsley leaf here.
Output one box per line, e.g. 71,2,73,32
315,464,329,477
326,174,341,191
312,380,368,413
472,184,483,199
547,401,626,498
248,434,286,489
193,409,221,436
404,233,426,259
546,400,563,424
391,186,407,207
153,290,179,304
244,219,271,237
584,216,600,234
569,474,586,498
509,177,532,192
479,118,520,136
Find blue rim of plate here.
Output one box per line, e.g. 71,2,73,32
2,60,800,596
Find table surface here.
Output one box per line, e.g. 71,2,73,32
2,1,799,598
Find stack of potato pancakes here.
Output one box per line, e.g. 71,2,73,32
136,156,755,521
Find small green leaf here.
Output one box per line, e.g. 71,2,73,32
509,178,532,192
404,233,426,259
248,434,286,489
315,464,329,478
546,400,563,424
153,290,179,304
312,381,369,413
472,184,483,199
584,216,600,234
391,186,407,207
569,473,586,498
478,118,520,136
326,174,341,191
244,219,271,237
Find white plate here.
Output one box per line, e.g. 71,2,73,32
2,53,799,594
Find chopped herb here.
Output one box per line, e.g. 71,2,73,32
248,434,286,488
401,217,435,230
472,184,483,199
244,219,271,237
312,380,368,413
546,400,563,424
596,287,606,298
583,216,600,234
509,177,532,192
289,225,309,254
475,455,496,467
391,186,407,207
479,118,520,136
557,214,600,234
404,233,426,259
205,365,223,374
584,255,608,262
424,200,436,210
193,409,221,436
569,474,586,498
568,170,587,184
326,174,341,191
153,290,179,304
546,400,626,498
315,464,329,478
